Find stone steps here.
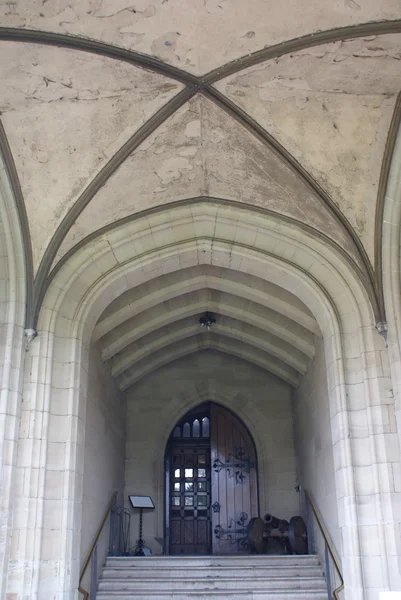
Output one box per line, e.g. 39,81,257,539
101,565,324,578
104,555,321,568
97,594,328,599
96,555,328,599
98,576,327,591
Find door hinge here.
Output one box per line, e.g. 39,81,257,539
213,447,255,484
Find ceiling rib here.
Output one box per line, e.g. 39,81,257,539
202,19,401,84
374,92,401,321
30,85,198,327
93,269,318,341
0,27,198,85
117,337,300,390
44,197,374,322
0,120,34,323
0,21,397,327
95,264,316,388
1,20,400,86
109,320,309,378
202,87,379,311
99,295,316,362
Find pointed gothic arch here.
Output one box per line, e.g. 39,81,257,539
10,199,398,598
0,147,28,598
165,401,259,555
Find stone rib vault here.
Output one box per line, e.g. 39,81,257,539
1,3,401,600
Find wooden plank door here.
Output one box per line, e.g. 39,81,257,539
211,404,258,554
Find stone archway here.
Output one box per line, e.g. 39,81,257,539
8,200,400,599
0,150,27,598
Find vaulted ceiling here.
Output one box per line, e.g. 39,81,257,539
94,264,318,389
1,2,400,390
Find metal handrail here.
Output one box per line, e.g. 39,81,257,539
305,490,344,600
79,490,118,600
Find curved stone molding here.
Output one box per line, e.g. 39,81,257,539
0,121,33,320
110,315,310,380
381,121,401,446
20,201,397,597
203,20,401,83
375,93,401,318
119,334,299,389
0,27,197,84
94,264,318,340
100,288,315,361
94,263,317,387
43,197,378,338
0,150,26,598
203,88,375,278
1,20,401,79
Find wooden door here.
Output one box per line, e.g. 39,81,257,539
211,404,258,554
167,409,212,555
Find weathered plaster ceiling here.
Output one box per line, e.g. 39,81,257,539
0,41,183,269
1,0,400,74
1,6,400,384
53,98,203,263
216,34,401,261
55,94,361,267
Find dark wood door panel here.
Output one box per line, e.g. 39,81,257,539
211,405,258,555
169,445,211,555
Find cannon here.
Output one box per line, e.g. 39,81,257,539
247,513,308,555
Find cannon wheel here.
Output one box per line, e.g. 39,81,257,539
288,516,308,555
247,517,268,554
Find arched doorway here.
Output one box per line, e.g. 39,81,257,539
165,402,259,555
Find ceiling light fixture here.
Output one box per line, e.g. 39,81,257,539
199,312,216,331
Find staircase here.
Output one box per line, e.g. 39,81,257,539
96,554,328,599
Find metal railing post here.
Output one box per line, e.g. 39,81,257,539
304,490,344,600
304,491,315,554
109,494,119,556
90,544,98,600
325,544,332,599
79,490,118,600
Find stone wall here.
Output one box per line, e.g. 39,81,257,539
292,336,341,557
124,350,298,554
80,344,126,589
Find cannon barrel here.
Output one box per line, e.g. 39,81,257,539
264,514,289,533
264,514,279,528
248,514,308,555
